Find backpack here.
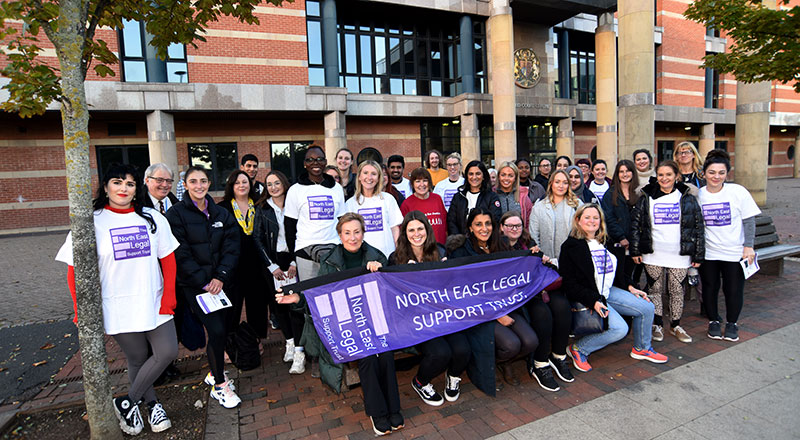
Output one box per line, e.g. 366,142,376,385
225,321,262,371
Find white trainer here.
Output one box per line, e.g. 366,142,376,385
289,350,306,374
283,340,295,363
210,380,241,409
148,402,172,433
204,371,235,391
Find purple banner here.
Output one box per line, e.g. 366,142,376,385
109,226,151,261
702,202,732,227
653,202,680,225
302,255,559,363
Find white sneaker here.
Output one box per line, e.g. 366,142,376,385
289,351,306,374
210,380,241,409
113,396,143,436
283,340,295,363
204,371,235,391
148,402,172,433
444,375,461,402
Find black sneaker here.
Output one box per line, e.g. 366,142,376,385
389,412,404,431
548,356,575,383
444,374,461,402
411,377,444,407
707,321,723,340
724,322,739,342
370,415,391,436
531,366,560,392
113,396,144,435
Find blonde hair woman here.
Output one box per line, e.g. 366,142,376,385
345,160,402,258
495,161,534,229
528,169,582,262
673,141,704,188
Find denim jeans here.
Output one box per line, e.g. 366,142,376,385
574,286,655,356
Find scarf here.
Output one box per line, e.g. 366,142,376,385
232,198,254,235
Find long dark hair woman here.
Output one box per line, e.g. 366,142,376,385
166,166,242,409
446,160,501,235
601,160,641,284
56,164,180,435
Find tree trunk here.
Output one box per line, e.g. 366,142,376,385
55,1,122,439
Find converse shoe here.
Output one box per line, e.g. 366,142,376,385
652,325,664,342
707,321,723,340
204,371,235,391
147,402,172,433
210,380,241,408
370,415,392,436
283,340,296,363
548,355,575,383
530,366,560,392
289,350,306,374
670,325,693,343
723,322,739,342
113,395,144,436
411,377,444,406
444,374,461,402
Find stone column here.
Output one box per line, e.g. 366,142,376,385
460,15,475,94
734,81,771,206
146,111,178,188
488,0,517,165
595,12,617,166
794,131,800,178
618,0,654,162
460,113,481,164
324,111,346,161
556,117,574,159
698,123,715,159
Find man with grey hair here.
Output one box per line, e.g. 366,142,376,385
143,163,179,215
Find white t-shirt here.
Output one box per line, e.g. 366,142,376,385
55,208,180,335
392,178,413,198
642,190,691,268
433,177,464,210
345,193,403,258
284,182,346,251
589,180,609,201
698,183,761,262
588,239,616,299
465,191,480,212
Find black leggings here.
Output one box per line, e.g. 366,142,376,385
358,352,401,417
699,259,745,323
113,320,179,403
269,252,305,345
526,292,571,363
185,289,228,385
494,312,538,362
227,260,269,338
415,332,471,384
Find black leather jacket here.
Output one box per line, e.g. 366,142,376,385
446,188,502,235
252,202,282,273
630,179,705,263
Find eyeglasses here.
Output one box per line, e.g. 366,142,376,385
446,162,460,168
678,150,693,156
148,177,174,185
502,224,523,230
304,157,326,164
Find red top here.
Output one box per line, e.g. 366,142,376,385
400,193,448,244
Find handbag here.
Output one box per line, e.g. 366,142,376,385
225,321,262,371
570,248,610,337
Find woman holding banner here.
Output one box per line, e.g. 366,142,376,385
561,204,668,373
276,213,403,436
450,208,539,387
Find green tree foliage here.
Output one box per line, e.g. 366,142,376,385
684,0,800,92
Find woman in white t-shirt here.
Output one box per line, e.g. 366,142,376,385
56,164,180,436
697,150,760,342
345,160,402,257
631,160,705,344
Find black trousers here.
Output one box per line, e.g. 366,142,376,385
494,311,539,362
415,332,471,384
227,260,269,338
268,252,306,345
185,289,228,385
526,292,571,362
358,352,401,417
699,259,745,323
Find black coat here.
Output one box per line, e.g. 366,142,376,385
166,195,241,291
218,199,262,282
630,179,705,263
601,188,634,244
559,236,630,309
252,202,282,273
446,188,502,235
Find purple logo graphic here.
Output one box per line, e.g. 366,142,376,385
703,202,732,227
444,189,457,208
110,226,151,260
308,195,335,220
653,203,680,225
359,207,383,232
591,249,614,274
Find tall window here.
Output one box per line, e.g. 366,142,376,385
570,49,595,104
270,141,313,183
119,20,188,83
306,1,324,85
715,140,728,151
188,143,238,191
421,120,461,160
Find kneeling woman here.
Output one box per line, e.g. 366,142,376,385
277,213,403,436
56,164,180,435
561,204,668,372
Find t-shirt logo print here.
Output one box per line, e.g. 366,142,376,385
308,195,335,220
110,226,151,260
702,202,732,227
591,250,614,274
359,207,384,232
653,203,680,225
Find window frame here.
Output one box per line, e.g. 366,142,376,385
187,142,239,192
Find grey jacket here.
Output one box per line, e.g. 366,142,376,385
528,197,583,260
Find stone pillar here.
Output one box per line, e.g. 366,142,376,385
488,0,517,165
146,111,178,188
557,28,571,99
321,0,339,87
460,15,475,94
618,0,654,162
734,81,771,205
324,111,346,161
698,123,715,159
460,113,480,164
595,12,617,166
556,117,574,159
794,131,800,178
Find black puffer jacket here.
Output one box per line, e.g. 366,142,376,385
166,195,241,291
446,188,501,235
630,179,705,263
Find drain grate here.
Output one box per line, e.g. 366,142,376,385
50,354,208,386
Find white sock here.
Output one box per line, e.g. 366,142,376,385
534,360,549,369
552,353,566,361
295,346,304,352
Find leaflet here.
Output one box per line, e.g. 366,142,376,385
274,276,299,290
740,254,760,280
196,290,232,314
